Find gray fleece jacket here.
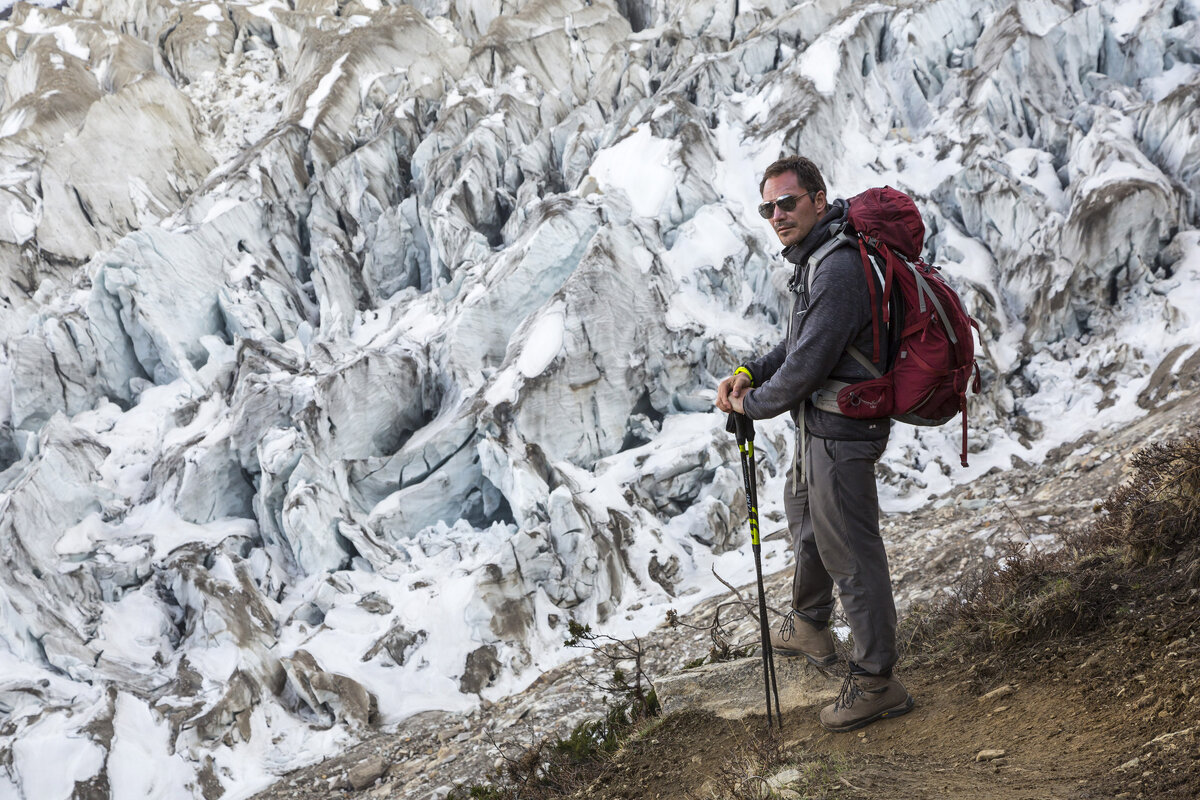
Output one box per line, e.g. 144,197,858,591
741,199,890,441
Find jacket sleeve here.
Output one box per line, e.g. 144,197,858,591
741,250,871,420
741,339,787,386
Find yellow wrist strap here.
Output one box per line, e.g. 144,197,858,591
734,366,754,386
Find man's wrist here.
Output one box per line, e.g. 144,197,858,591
734,366,754,386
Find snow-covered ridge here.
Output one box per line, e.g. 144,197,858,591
0,0,1198,797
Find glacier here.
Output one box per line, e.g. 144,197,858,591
0,0,1198,797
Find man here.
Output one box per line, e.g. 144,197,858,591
715,156,914,732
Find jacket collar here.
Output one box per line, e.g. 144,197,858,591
781,199,848,266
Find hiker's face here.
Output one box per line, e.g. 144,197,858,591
762,172,826,247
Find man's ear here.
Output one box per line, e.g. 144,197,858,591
814,190,827,214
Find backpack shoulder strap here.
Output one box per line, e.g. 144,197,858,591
801,230,856,294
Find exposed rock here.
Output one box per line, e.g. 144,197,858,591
362,624,427,667
459,645,502,695
347,755,388,791
979,684,1016,703
656,655,843,720
1143,727,1196,749
281,650,378,729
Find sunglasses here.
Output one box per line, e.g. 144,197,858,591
757,191,815,219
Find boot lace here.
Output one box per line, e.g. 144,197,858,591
778,609,796,643
833,673,865,712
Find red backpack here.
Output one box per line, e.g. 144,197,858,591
813,187,981,466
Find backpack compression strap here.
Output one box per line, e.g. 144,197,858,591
859,239,890,362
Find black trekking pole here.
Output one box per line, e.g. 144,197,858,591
727,411,783,730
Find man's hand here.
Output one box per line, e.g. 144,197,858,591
716,372,752,414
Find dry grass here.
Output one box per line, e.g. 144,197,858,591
695,730,847,800
903,434,1200,666
1094,435,1200,572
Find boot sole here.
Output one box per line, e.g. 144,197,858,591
772,647,838,668
820,694,915,733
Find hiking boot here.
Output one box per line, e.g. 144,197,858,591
819,672,914,732
770,612,837,667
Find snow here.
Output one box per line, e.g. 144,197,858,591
300,54,348,130
10,713,106,799
1106,0,1157,39
484,368,518,405
1002,148,1069,212
108,694,201,799
195,3,225,22
0,107,25,138
245,0,290,21
712,111,786,230
516,306,565,378
1143,62,1200,102
588,127,677,217
798,33,844,94
798,6,886,94
10,7,89,60
94,588,173,670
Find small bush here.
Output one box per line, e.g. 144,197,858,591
552,689,658,764
1092,435,1200,575
446,786,506,800
905,435,1200,661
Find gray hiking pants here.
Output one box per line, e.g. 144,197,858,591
785,433,898,676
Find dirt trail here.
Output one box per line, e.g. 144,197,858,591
581,603,1200,800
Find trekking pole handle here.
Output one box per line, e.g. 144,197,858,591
725,411,755,444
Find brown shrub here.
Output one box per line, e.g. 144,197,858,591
903,434,1200,663
1091,436,1200,577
